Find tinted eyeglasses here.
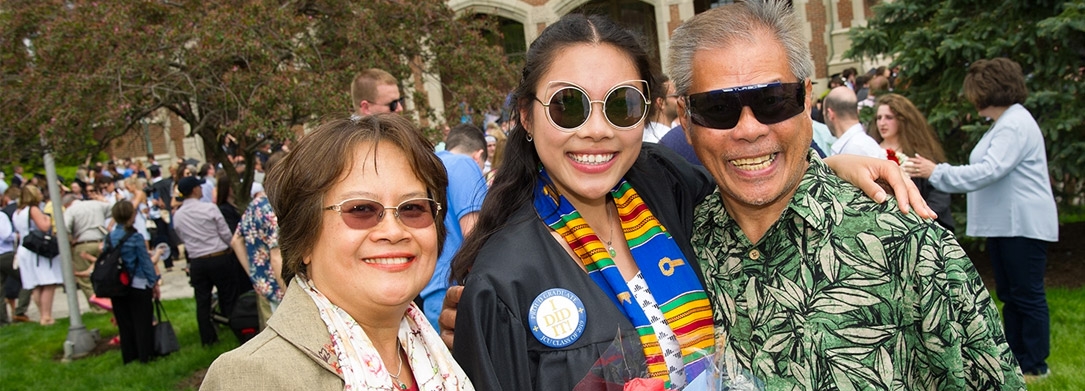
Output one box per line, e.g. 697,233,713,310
685,81,805,130
534,80,650,132
324,198,441,230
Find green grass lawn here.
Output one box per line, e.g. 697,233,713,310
1016,287,1085,390
0,299,239,391
1,289,1082,389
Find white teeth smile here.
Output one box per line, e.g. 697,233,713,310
569,153,615,165
362,257,410,265
730,153,777,171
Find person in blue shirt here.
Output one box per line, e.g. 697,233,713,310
421,124,488,329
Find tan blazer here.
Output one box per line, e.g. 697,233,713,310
200,283,343,390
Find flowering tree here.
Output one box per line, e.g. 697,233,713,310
1,0,516,206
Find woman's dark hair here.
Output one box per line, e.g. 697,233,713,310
111,200,137,233
215,171,233,206
963,57,1028,110
450,13,656,283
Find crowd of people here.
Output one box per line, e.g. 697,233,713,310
1,0,1059,388
0,149,286,361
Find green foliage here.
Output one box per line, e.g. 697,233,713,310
1059,204,1085,224
1,0,517,206
0,299,240,391
848,0,1085,210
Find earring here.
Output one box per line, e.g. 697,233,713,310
526,133,533,142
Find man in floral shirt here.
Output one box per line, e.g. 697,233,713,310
668,1,1025,389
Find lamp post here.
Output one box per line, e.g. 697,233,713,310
40,131,99,361
143,117,154,155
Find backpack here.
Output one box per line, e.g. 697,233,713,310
91,231,138,298
229,290,260,343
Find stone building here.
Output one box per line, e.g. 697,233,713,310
449,0,891,96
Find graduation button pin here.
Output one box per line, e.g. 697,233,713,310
528,288,586,348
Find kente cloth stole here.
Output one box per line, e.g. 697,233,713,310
532,171,715,387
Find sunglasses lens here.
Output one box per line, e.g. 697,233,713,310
548,88,590,129
604,86,647,128
340,199,383,229
396,199,436,228
755,84,804,125
688,92,742,129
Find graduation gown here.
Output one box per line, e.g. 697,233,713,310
454,143,716,391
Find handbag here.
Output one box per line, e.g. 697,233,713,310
20,208,60,259
90,231,137,298
154,299,180,356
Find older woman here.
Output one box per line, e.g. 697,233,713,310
202,114,472,390
870,93,956,231
910,57,1058,379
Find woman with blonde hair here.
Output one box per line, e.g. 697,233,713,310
12,185,63,325
870,93,955,230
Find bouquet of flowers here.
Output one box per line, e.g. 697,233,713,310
886,149,913,178
700,344,764,391
575,330,764,391
573,329,656,391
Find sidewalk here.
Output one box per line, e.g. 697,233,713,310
24,265,193,322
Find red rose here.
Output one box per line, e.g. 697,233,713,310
886,148,899,164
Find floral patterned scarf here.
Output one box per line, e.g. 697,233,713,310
296,276,473,391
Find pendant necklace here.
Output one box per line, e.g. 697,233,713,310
388,340,408,390
604,201,617,258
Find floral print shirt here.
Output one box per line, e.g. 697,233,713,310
692,154,1025,390
237,194,283,304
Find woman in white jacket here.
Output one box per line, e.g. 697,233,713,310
909,57,1058,380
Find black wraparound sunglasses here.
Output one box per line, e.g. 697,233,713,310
685,81,805,130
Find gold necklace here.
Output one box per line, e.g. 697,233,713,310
387,340,407,390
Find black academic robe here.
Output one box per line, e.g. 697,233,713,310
454,143,716,391
912,177,956,232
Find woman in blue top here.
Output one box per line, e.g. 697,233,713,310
909,57,1058,379
107,200,163,364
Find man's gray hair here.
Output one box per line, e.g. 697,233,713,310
668,0,814,96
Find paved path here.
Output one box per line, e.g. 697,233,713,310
24,265,194,322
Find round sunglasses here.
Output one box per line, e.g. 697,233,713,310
534,80,651,132
324,198,441,230
685,81,805,130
